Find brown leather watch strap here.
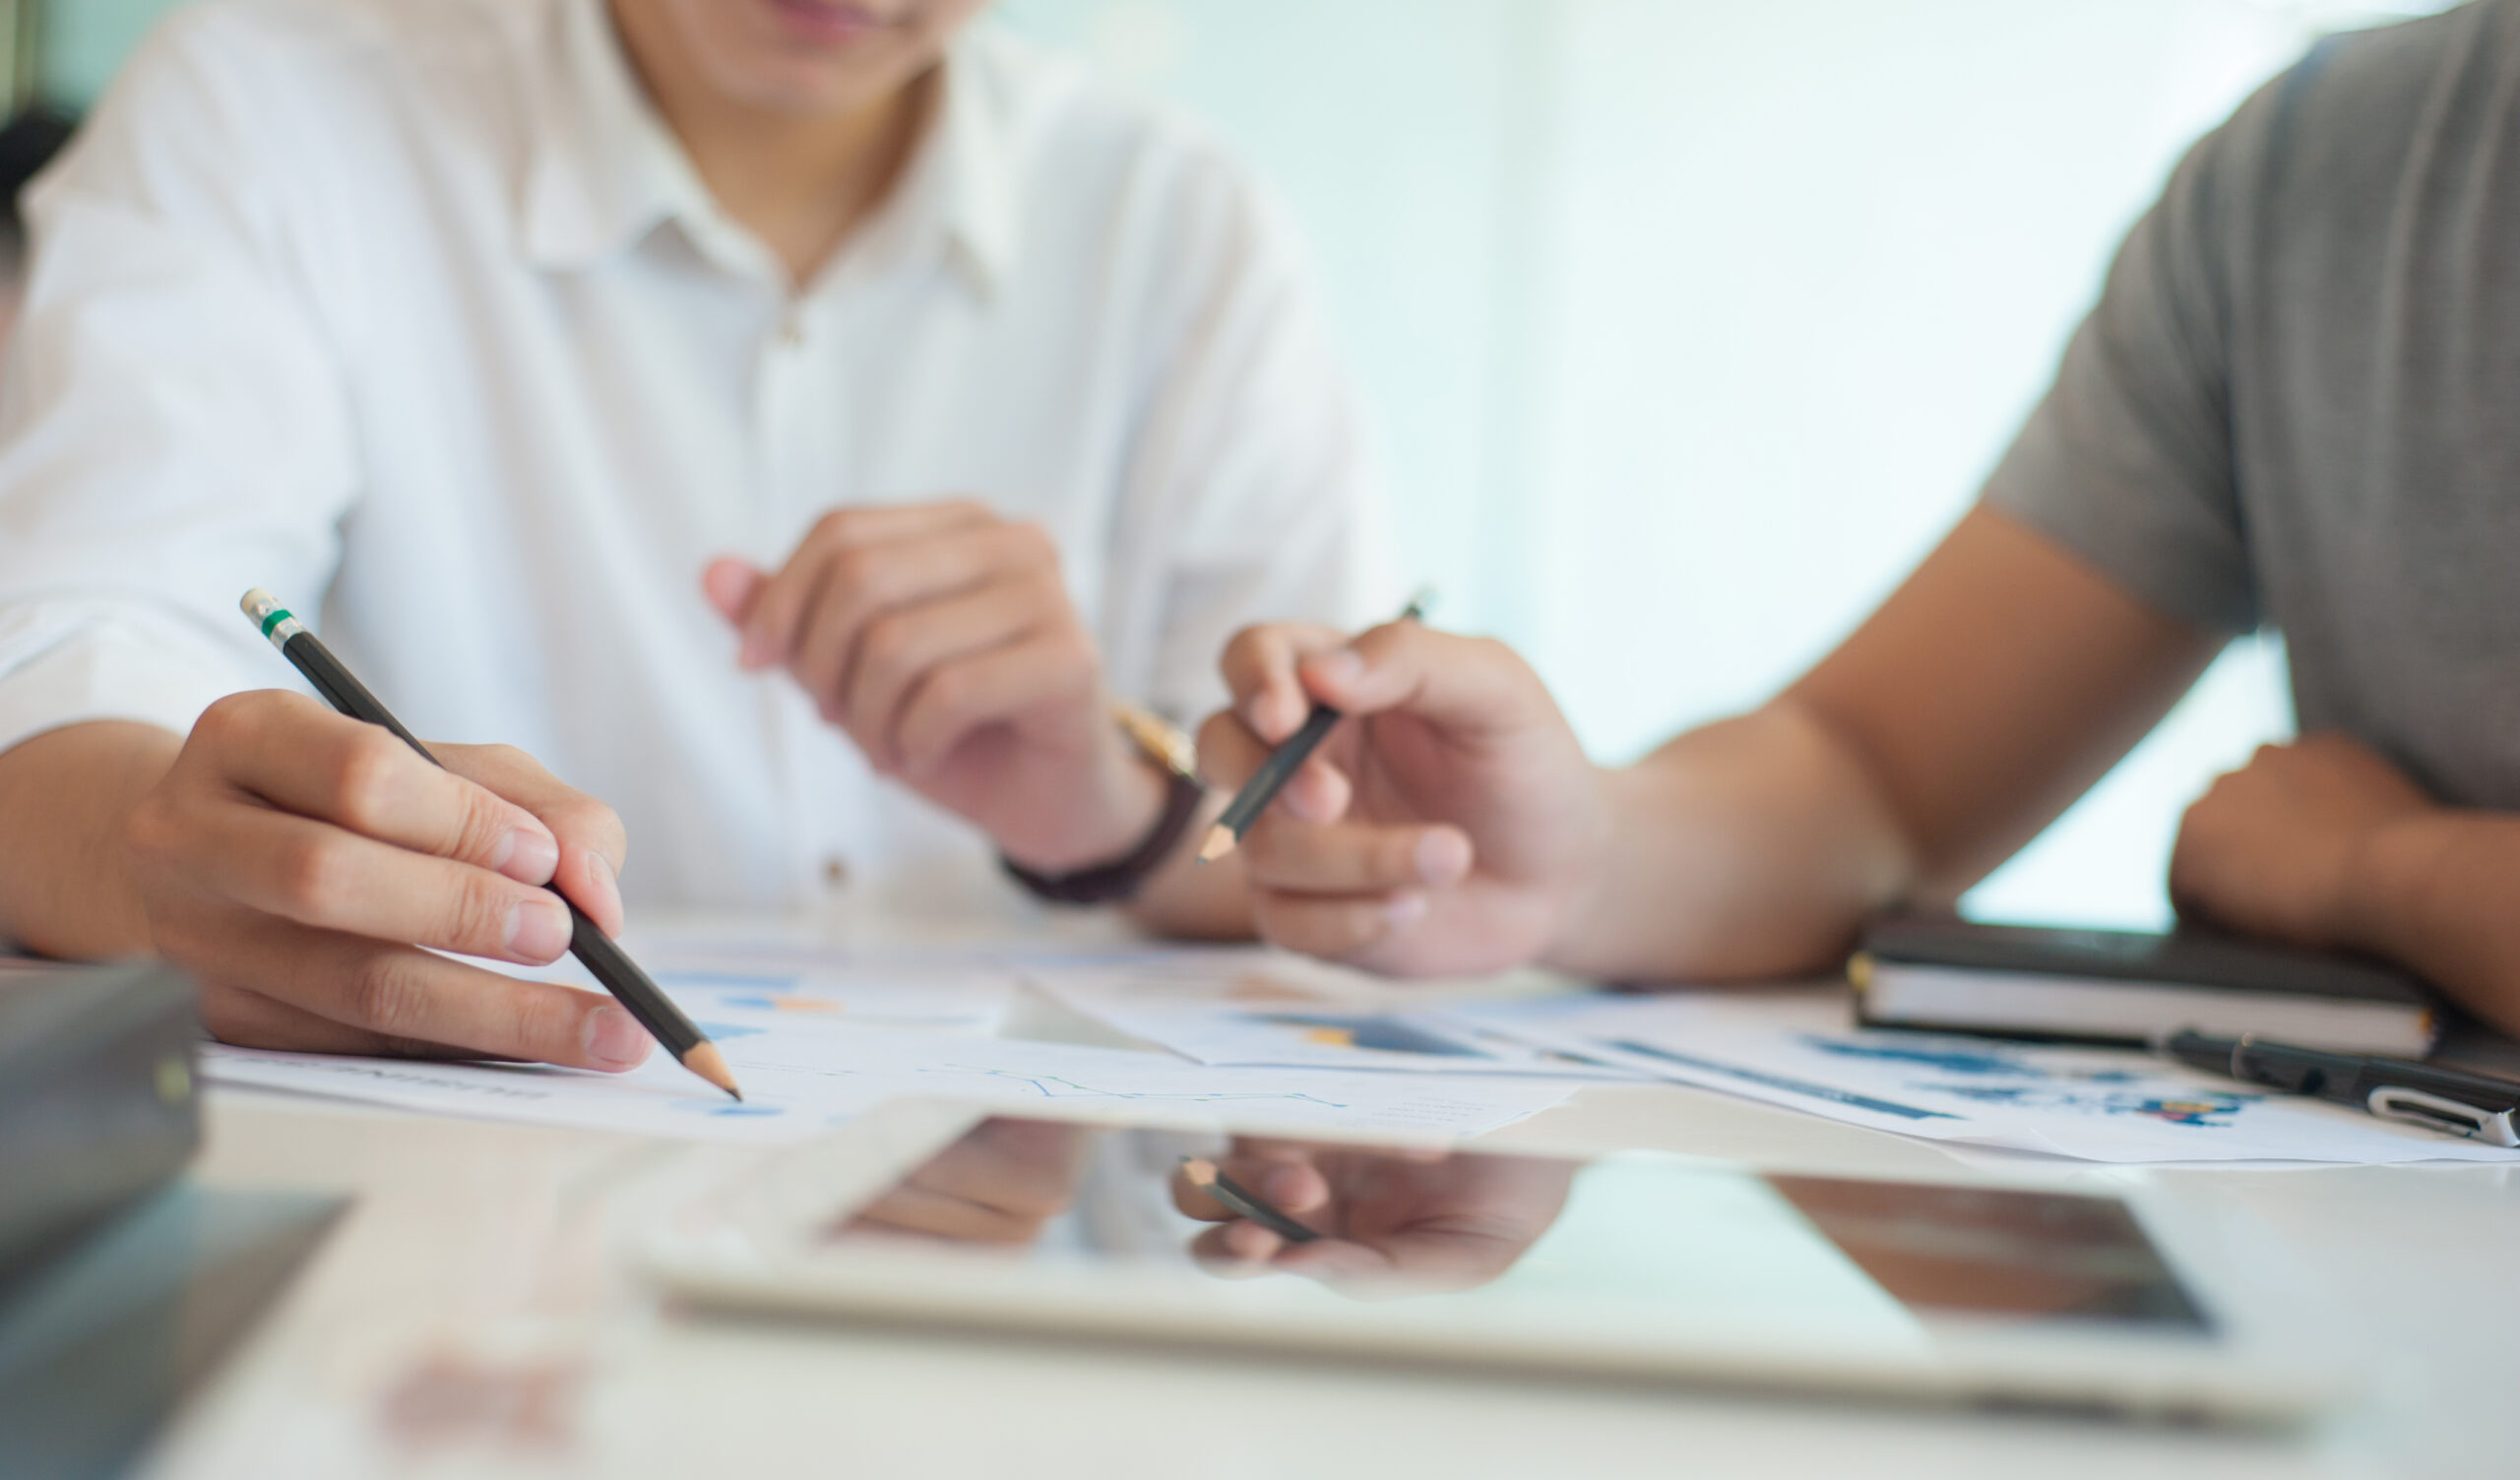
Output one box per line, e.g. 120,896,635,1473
999,766,1207,905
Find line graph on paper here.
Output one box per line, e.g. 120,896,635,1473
936,1066,1355,1109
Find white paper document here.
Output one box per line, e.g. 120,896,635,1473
1028,955,1644,1079
1451,987,2520,1164
201,1012,1585,1146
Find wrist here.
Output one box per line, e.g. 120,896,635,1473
2336,806,2456,960
1535,762,1628,978
1002,737,1168,876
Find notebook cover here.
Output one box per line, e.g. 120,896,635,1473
1857,917,2431,1007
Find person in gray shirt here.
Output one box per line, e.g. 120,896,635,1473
1187,1,2520,1035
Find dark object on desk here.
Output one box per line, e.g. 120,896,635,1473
0,1186,346,1480
237,587,742,1101
1198,590,1429,863
2158,1029,2520,1147
0,105,78,251
0,962,200,1288
1850,916,2436,1057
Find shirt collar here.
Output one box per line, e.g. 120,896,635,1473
522,0,1019,298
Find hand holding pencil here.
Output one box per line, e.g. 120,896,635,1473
112,590,732,1093
1195,616,1607,978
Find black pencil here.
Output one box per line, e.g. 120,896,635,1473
238,588,741,1101
1199,591,1428,863
1179,1156,1319,1244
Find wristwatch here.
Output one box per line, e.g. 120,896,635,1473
999,701,1207,905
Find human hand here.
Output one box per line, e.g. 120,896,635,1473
1171,1140,1573,1290
120,690,650,1070
2169,731,2436,949
703,500,1163,873
842,1118,1097,1246
1196,622,1607,976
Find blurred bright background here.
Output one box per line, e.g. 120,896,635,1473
23,0,2459,929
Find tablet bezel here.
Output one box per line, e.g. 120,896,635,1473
639,1099,2357,1426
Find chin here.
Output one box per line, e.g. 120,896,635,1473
715,57,898,117
710,0,940,114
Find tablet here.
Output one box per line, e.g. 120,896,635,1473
643,1103,2351,1424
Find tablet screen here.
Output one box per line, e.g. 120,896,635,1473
825,1118,2207,1335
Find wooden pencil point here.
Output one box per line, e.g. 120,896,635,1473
1180,1155,1219,1188
681,1041,743,1101
1196,825,1238,864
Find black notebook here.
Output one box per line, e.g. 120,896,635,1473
1850,917,2438,1057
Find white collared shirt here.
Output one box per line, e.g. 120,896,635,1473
0,0,1389,914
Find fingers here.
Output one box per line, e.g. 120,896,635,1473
1240,817,1474,896
211,803,575,964
737,501,1001,673
789,521,1054,706
197,693,559,886
892,627,1099,773
1217,623,1351,743
1249,889,1430,962
837,576,1053,764
1223,622,1550,740
1195,708,1350,822
187,914,652,1071
702,557,765,626
439,743,630,939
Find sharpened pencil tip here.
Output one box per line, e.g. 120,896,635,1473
1196,825,1237,864
1179,1155,1219,1188
680,1041,743,1101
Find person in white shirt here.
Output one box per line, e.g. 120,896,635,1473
0,0,1387,1072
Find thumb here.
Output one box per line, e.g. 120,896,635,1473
702,557,766,627
1296,625,1551,738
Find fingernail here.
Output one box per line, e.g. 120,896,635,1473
505,894,572,960
585,850,624,925
1310,649,1364,687
493,828,559,885
1386,893,1428,927
1415,829,1472,885
583,1005,650,1071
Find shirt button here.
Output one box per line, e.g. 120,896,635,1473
822,856,850,889
779,314,806,347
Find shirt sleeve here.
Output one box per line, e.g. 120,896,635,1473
1978,72,2284,637
0,14,358,756
1093,148,1399,728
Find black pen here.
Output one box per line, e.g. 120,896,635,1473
2156,1029,2519,1146
1198,590,1431,863
238,588,741,1101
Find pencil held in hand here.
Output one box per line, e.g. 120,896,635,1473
1200,592,1429,863
237,588,742,1101
1179,1155,1319,1244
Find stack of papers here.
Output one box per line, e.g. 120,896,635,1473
196,934,2520,1163
200,941,1595,1145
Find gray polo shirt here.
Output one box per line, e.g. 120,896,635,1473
1983,0,2520,809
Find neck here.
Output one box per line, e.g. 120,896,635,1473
610,8,936,288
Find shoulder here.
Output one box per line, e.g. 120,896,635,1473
56,0,537,188
2244,2,2515,188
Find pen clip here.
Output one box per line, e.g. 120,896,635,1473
2365,1086,2520,1147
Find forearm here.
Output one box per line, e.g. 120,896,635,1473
0,721,183,957
1544,701,1914,983
2342,811,2520,1038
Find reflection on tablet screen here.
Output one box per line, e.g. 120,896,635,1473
827,1118,2207,1334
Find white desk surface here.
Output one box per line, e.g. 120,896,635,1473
141,1018,2520,1479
